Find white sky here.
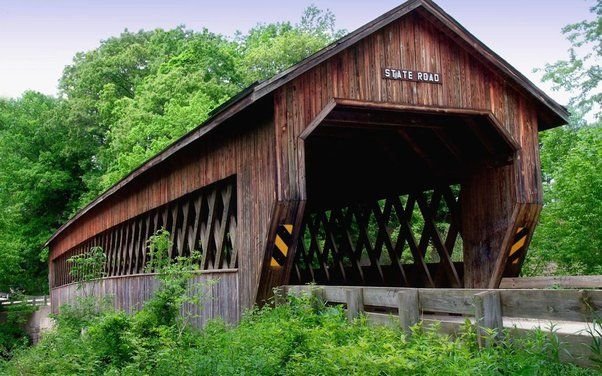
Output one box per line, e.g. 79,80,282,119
0,0,595,106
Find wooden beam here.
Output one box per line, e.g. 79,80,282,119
501,275,602,290
299,99,336,140
432,128,464,163
474,291,503,348
346,288,364,321
398,290,420,332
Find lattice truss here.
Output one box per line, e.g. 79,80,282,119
52,178,237,288
291,185,464,288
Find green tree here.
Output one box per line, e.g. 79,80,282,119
539,0,601,121
237,5,345,84
0,6,342,294
94,30,242,190
59,27,195,205
526,0,602,275
0,92,85,292
528,124,602,275
89,5,344,193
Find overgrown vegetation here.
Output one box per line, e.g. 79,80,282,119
2,230,600,374
0,297,36,360
68,246,107,287
1,290,598,375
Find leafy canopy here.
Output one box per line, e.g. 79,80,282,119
0,6,342,294
526,0,602,275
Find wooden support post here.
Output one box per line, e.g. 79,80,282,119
397,289,420,332
460,167,515,288
345,288,364,321
474,291,503,348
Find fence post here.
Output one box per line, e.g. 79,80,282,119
398,289,420,332
474,290,503,348
345,288,364,321
273,287,287,306
308,285,325,312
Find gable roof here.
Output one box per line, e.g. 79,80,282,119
47,0,569,246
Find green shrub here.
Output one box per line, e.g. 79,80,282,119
0,301,35,360
2,292,598,375
2,232,597,374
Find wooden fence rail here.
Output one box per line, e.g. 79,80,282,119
501,275,602,289
283,285,601,367
0,295,50,307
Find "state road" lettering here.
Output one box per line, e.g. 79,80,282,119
382,68,442,84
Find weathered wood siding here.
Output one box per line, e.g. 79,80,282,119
273,12,542,287
50,106,277,312
274,12,540,202
51,270,239,326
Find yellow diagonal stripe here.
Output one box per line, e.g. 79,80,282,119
270,258,280,267
516,227,524,234
510,236,527,255
283,224,293,234
275,234,288,255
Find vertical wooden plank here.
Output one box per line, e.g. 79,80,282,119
345,288,364,321
413,19,430,106
398,289,420,332
474,291,503,348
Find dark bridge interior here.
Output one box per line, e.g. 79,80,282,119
291,101,518,288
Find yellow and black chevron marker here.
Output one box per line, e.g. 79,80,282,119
270,224,293,267
509,227,528,264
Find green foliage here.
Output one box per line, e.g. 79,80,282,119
527,124,602,275
1,292,596,375
95,30,242,190
525,1,602,275
140,229,203,328
68,246,107,286
0,298,36,360
236,5,344,83
0,6,340,295
0,92,84,293
538,0,601,120
0,230,207,374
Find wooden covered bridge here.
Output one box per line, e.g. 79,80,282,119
47,0,568,325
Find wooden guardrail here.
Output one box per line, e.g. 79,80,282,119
0,295,50,307
501,275,602,289
283,285,602,367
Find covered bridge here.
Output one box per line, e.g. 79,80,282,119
47,0,568,326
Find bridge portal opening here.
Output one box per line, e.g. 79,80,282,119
289,101,517,288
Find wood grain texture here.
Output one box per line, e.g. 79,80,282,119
473,290,503,347
286,285,602,324
501,275,602,290
51,271,240,327
397,290,419,331
273,12,544,287
50,105,276,314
